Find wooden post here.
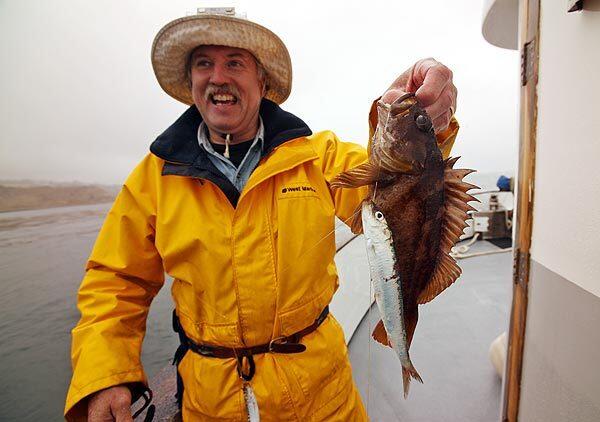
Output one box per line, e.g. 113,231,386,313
501,0,540,420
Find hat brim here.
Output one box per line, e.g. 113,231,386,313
152,15,292,105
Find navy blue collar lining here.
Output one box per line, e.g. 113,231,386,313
149,99,312,207
150,99,312,165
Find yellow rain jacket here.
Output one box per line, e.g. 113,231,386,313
65,99,457,421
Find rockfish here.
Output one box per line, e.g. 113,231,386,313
331,93,477,396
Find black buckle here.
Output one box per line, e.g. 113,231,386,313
268,337,306,353
190,343,216,357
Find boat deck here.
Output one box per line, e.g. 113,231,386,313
347,239,513,421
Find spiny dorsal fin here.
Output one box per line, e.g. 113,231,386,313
372,319,391,347
446,179,480,192
445,168,475,181
417,157,478,304
330,162,380,190
445,156,461,168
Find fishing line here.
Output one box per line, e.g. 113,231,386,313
179,260,241,328
186,202,363,327
170,274,249,415
365,103,391,416
366,239,373,416
188,102,395,418
364,180,379,417
185,297,254,419
179,263,249,414
277,205,364,277
187,210,361,351
258,101,394,279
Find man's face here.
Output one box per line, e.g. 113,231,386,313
189,45,265,140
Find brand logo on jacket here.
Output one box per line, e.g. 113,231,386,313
281,186,316,194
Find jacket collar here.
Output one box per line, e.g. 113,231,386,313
149,98,312,207
150,98,312,165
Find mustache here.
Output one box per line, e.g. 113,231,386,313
204,84,241,100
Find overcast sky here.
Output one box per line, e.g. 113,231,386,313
0,0,519,185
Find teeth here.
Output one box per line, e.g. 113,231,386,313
212,94,235,102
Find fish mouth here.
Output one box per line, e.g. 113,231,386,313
363,201,374,213
392,92,416,105
373,92,425,174
390,93,417,117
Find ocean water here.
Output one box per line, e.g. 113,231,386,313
0,204,177,421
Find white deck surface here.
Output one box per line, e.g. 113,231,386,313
341,239,513,421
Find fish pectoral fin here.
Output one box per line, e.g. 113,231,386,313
417,254,462,304
372,319,391,347
330,162,380,190
349,202,364,234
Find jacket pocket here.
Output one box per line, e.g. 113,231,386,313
179,352,243,420
280,315,348,402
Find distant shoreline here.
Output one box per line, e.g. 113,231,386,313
0,183,120,213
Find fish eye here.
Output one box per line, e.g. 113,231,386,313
375,211,384,221
415,114,432,132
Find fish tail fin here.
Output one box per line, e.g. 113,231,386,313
402,362,423,398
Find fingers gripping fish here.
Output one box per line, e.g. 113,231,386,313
331,93,478,396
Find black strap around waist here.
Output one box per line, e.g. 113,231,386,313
171,306,329,407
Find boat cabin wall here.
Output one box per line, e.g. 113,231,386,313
520,1,600,420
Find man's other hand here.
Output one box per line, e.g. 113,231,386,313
88,385,133,422
382,58,457,134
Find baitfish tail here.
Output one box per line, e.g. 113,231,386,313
402,362,423,398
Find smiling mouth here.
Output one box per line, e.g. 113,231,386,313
210,93,238,105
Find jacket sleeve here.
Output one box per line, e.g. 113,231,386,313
318,131,370,225
64,154,165,421
320,100,460,227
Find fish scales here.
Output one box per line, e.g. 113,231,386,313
331,93,477,397
362,202,412,367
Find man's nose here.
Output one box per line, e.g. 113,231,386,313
209,63,229,85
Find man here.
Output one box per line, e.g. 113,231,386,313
65,10,458,421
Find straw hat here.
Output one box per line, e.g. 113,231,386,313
151,10,292,105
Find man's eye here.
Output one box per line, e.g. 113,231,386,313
228,60,243,68
195,60,211,67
